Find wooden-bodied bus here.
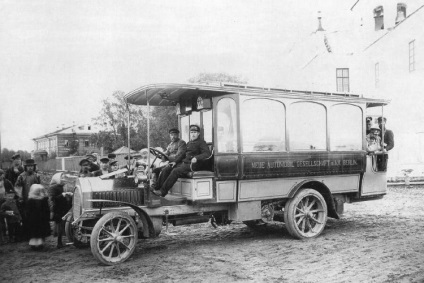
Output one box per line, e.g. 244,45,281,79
67,83,389,265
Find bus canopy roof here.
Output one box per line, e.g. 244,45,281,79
124,83,389,108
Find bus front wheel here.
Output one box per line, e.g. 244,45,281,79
284,189,327,239
90,212,138,265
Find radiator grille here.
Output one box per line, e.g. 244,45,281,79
92,189,144,208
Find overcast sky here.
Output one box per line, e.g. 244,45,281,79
0,0,352,151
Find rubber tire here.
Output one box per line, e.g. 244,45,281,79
284,189,327,239
90,211,138,266
64,213,89,248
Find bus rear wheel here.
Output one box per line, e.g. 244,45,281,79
284,189,327,239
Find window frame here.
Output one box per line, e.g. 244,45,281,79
336,68,350,92
288,101,328,152
241,98,286,153
329,103,364,152
215,96,239,154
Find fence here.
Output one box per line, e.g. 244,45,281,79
2,154,150,172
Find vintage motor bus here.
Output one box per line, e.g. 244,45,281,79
66,83,389,265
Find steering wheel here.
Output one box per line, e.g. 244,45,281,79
149,147,169,161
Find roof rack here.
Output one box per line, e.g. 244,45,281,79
218,82,361,98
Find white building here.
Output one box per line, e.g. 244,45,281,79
282,1,424,177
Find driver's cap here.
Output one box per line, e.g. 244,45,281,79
189,125,200,132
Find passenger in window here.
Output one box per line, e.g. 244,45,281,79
151,125,210,197
377,117,394,151
150,128,187,192
366,117,373,135
366,126,382,153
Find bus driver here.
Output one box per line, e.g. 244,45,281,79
151,125,211,197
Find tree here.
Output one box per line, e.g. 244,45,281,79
68,134,79,156
92,91,178,152
188,72,248,84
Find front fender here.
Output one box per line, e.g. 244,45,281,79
86,199,156,238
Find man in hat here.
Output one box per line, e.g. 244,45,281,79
15,159,40,203
108,153,116,163
152,125,210,197
377,117,394,151
15,159,41,240
79,159,94,177
150,128,187,191
366,117,373,135
93,158,110,176
86,154,100,172
5,154,24,186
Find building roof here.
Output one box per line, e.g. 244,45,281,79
33,124,98,140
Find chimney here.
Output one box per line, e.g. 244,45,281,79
317,11,325,32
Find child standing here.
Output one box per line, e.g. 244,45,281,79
26,184,50,250
1,193,22,243
48,173,73,248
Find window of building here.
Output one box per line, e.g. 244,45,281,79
216,98,238,153
241,99,285,152
289,102,327,150
84,140,90,147
336,68,350,92
64,140,69,147
396,3,407,24
374,6,384,30
409,40,415,72
375,62,380,87
330,104,362,151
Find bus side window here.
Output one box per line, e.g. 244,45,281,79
241,98,286,152
289,102,326,151
330,104,362,151
216,98,238,153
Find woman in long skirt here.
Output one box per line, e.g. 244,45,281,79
26,184,50,250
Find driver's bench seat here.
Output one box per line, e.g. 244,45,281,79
170,149,214,200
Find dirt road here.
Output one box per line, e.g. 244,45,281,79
1,185,424,283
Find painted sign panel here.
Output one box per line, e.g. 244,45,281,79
242,152,365,179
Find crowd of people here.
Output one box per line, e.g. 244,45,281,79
0,155,72,249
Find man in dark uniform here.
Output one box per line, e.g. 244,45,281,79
377,117,394,171
5,154,24,186
378,117,394,151
152,125,210,197
150,128,187,191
